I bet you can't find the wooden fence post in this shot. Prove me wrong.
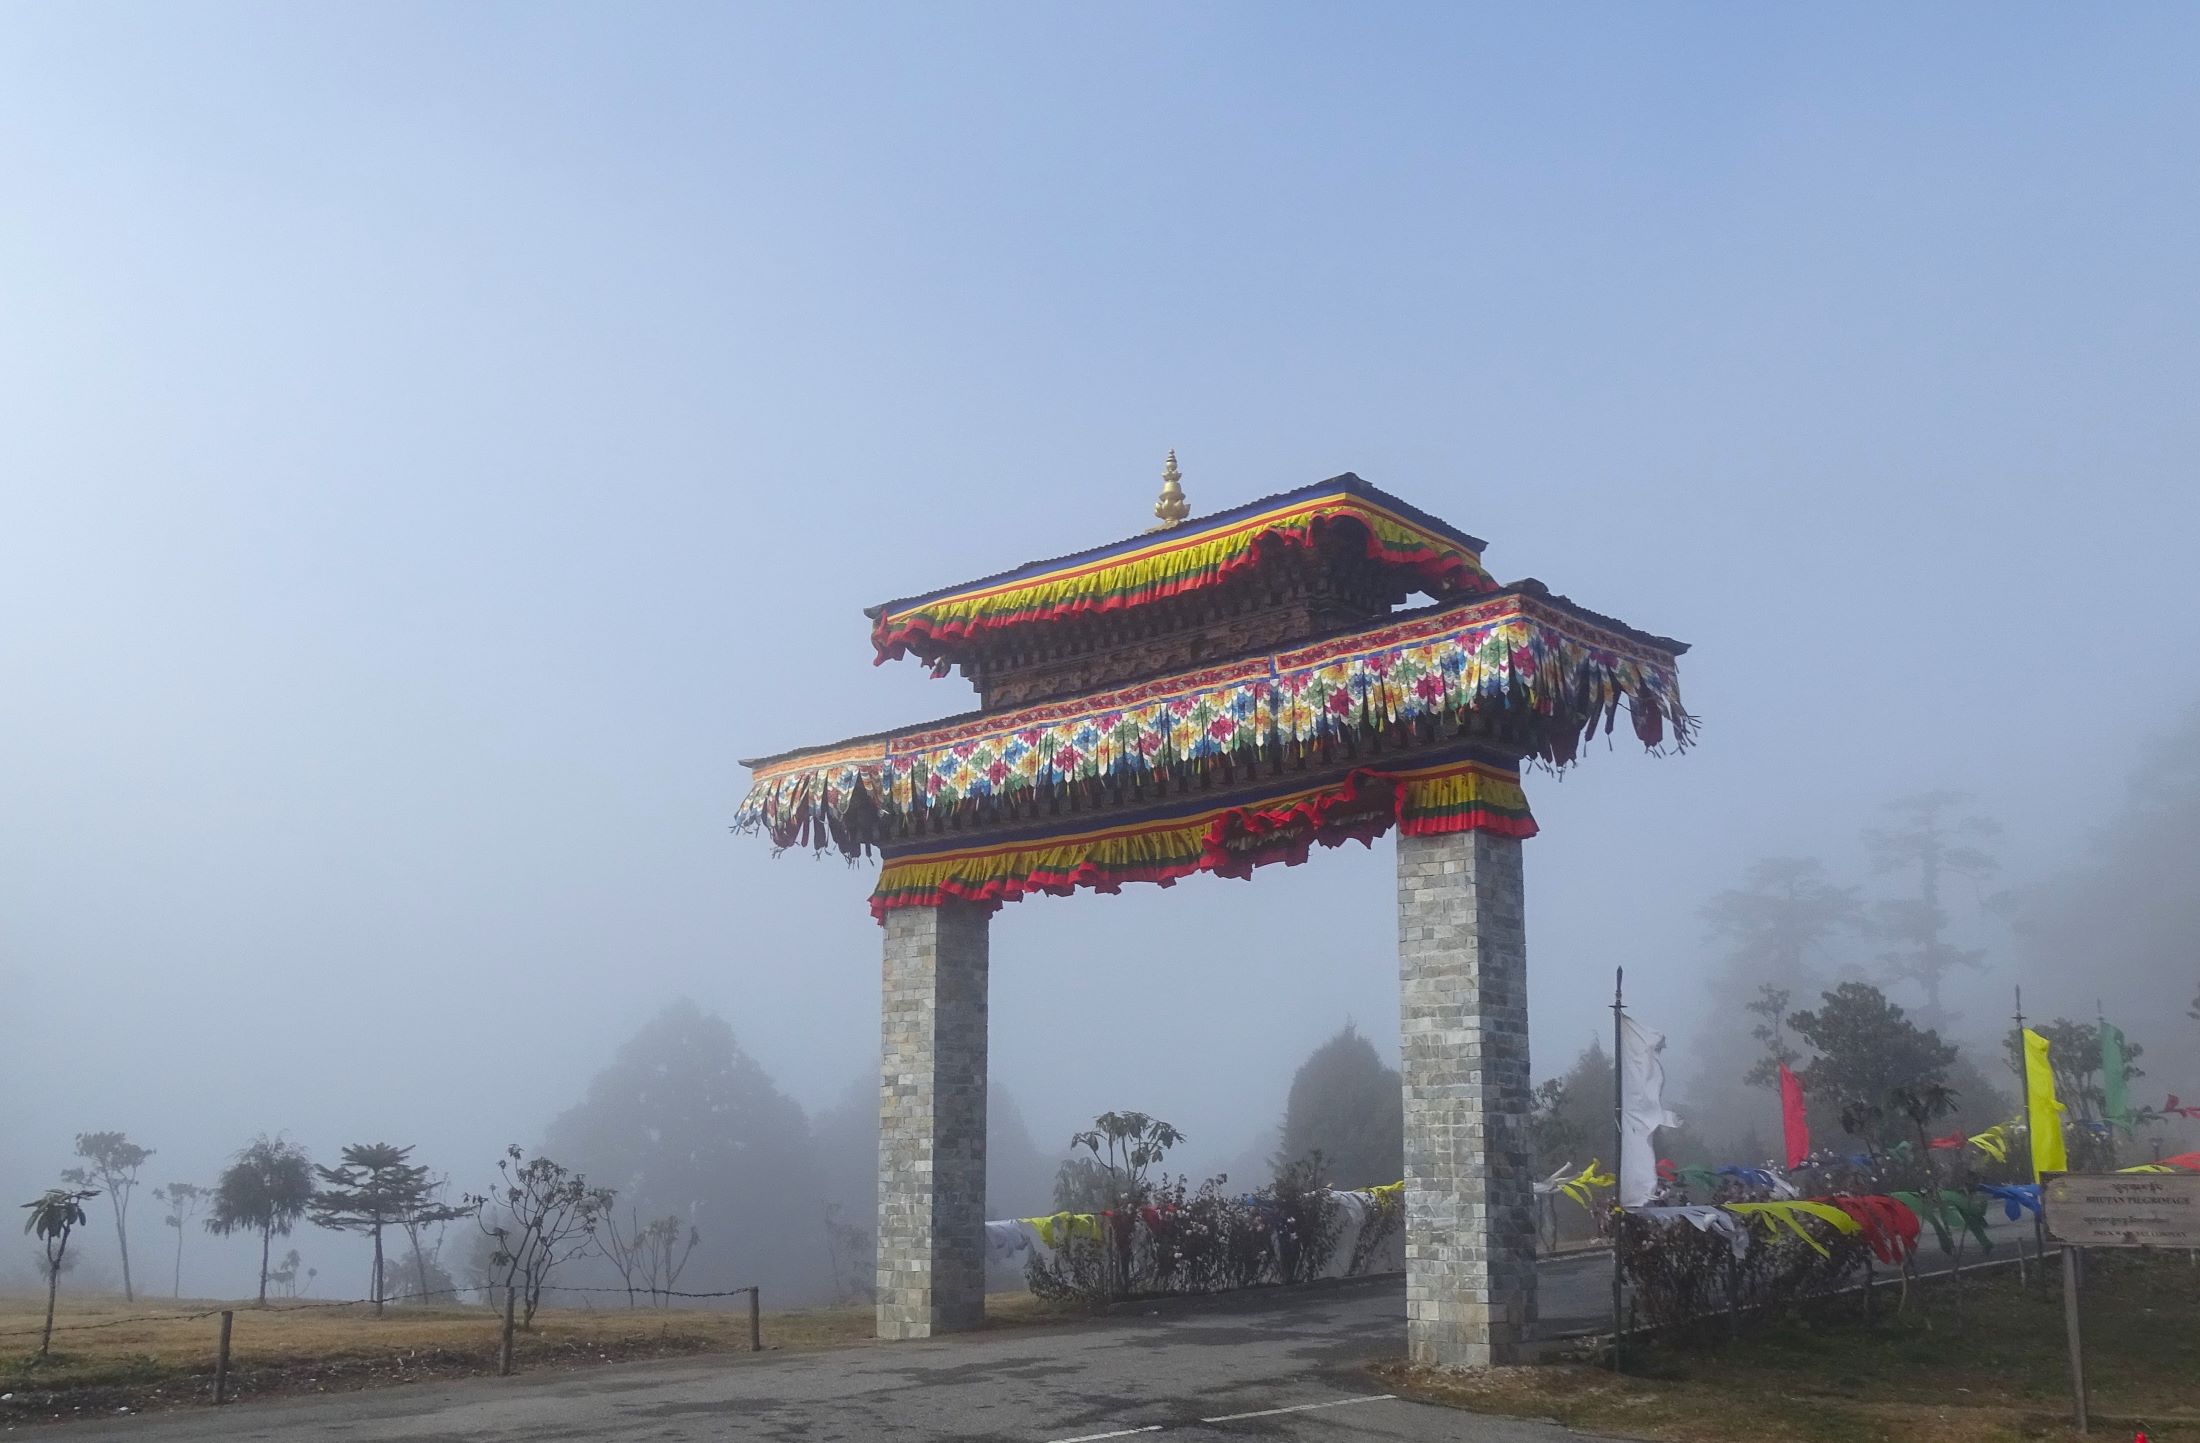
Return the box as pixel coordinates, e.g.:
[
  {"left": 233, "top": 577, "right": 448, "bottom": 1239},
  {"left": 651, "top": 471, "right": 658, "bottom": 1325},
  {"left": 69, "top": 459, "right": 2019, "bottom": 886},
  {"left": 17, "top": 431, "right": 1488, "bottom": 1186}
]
[
  {"left": 748, "top": 1287, "right": 761, "bottom": 1352},
  {"left": 498, "top": 1288, "right": 517, "bottom": 1377},
  {"left": 213, "top": 1311, "right": 234, "bottom": 1404}
]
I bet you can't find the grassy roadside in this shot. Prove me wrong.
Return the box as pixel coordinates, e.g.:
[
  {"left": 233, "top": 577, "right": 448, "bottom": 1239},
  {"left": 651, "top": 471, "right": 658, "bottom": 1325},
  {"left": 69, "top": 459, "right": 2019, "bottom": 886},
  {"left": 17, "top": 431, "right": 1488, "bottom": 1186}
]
[
  {"left": 0, "top": 1291, "right": 1064, "bottom": 1425},
  {"left": 1377, "top": 1251, "right": 2200, "bottom": 1443}
]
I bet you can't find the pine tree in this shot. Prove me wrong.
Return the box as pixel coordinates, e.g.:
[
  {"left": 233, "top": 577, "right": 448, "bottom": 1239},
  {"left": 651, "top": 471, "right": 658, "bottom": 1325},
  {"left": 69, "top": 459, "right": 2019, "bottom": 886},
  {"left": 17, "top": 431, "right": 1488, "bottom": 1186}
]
[
  {"left": 1865, "top": 792, "right": 1999, "bottom": 1026},
  {"left": 310, "top": 1144, "right": 467, "bottom": 1315},
  {"left": 543, "top": 1000, "right": 819, "bottom": 1300},
  {"left": 1273, "top": 1023, "right": 1403, "bottom": 1190}
]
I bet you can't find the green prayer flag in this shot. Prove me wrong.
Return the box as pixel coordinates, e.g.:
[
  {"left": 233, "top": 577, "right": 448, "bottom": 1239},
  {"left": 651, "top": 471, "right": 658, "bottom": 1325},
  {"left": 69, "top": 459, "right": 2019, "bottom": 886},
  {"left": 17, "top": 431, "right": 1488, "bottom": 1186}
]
[
  {"left": 1892, "top": 1190, "right": 1955, "bottom": 1256},
  {"left": 2101, "top": 1021, "right": 2131, "bottom": 1131}
]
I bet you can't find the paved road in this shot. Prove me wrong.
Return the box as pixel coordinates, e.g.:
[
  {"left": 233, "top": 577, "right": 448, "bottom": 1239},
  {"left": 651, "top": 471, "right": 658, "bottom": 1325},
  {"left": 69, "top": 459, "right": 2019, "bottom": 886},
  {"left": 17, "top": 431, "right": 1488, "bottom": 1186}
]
[
  {"left": 47, "top": 1277, "right": 1585, "bottom": 1443},
  {"left": 47, "top": 1230, "right": 2031, "bottom": 1443}
]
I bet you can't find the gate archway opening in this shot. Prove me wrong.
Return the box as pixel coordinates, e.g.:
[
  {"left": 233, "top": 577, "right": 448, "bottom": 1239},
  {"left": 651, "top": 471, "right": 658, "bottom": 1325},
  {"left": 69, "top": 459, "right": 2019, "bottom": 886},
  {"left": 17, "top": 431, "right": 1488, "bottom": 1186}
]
[{"left": 734, "top": 465, "right": 1690, "bottom": 1367}]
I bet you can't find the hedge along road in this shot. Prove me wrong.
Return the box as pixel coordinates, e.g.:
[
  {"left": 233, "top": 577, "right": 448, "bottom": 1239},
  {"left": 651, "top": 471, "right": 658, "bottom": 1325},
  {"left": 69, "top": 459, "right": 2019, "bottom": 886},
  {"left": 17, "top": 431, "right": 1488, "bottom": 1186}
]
[{"left": 41, "top": 1229, "right": 2028, "bottom": 1443}]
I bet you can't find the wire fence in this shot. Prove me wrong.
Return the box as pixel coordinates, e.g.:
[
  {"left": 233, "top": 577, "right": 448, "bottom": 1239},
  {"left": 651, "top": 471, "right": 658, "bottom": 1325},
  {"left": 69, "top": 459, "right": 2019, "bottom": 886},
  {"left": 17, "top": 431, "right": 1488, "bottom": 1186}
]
[{"left": 1, "top": 1282, "right": 766, "bottom": 1341}]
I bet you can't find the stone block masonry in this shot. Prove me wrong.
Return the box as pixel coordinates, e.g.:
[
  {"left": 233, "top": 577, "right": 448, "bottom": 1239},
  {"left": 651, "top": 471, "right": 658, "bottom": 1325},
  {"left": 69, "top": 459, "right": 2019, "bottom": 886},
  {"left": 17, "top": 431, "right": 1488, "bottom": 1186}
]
[
  {"left": 1397, "top": 828, "right": 1537, "bottom": 1367},
  {"left": 877, "top": 901, "right": 990, "bottom": 1339}
]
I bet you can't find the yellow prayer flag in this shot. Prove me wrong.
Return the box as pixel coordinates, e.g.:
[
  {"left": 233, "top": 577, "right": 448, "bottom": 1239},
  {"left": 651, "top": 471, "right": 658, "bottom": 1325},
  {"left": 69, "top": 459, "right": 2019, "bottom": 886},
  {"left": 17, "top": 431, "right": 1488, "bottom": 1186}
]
[{"left": 2023, "top": 1028, "right": 2067, "bottom": 1179}]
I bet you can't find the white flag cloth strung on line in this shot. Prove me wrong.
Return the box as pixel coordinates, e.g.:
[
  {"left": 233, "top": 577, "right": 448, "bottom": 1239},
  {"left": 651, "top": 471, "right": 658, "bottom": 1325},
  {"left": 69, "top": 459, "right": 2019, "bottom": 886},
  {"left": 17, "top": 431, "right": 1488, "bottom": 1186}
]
[
  {"left": 1620, "top": 1013, "right": 1683, "bottom": 1207},
  {"left": 1630, "top": 1205, "right": 1751, "bottom": 1258}
]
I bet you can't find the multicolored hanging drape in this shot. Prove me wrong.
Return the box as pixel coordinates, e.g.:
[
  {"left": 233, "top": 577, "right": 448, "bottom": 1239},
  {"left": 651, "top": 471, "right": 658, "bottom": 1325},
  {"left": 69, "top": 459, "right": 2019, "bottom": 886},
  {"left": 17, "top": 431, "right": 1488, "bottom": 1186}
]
[
  {"left": 867, "top": 483, "right": 1496, "bottom": 668},
  {"left": 1723, "top": 1200, "right": 1862, "bottom": 1258},
  {"left": 1965, "top": 1123, "right": 2014, "bottom": 1164},
  {"left": 739, "top": 590, "right": 1691, "bottom": 858},
  {"left": 2023, "top": 1029, "right": 2068, "bottom": 1178},
  {"left": 1535, "top": 1160, "right": 1615, "bottom": 1211},
  {"left": 868, "top": 756, "right": 1531, "bottom": 918},
  {"left": 1779, "top": 1062, "right": 1810, "bottom": 1170}
]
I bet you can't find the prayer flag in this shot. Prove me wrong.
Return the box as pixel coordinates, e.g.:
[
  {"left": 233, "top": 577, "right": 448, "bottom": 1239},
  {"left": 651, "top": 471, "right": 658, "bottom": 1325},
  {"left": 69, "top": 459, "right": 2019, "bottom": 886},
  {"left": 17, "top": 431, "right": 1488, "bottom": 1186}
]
[
  {"left": 1778, "top": 1061, "right": 1810, "bottom": 1169},
  {"left": 2023, "top": 1028, "right": 2068, "bottom": 1179},
  {"left": 2100, "top": 1021, "right": 2130, "bottom": 1132},
  {"left": 1620, "top": 1014, "right": 1682, "bottom": 1207}
]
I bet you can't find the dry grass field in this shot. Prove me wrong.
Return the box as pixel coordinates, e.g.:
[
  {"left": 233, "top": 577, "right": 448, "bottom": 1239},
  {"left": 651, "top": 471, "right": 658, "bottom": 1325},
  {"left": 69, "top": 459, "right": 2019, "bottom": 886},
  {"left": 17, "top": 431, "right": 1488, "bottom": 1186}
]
[{"left": 0, "top": 1290, "right": 1064, "bottom": 1424}]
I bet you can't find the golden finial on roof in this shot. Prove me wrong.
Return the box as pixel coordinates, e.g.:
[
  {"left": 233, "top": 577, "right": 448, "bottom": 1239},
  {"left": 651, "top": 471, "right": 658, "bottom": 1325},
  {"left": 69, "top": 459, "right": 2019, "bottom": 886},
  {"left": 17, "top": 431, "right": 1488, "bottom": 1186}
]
[{"left": 1152, "top": 449, "right": 1189, "bottom": 528}]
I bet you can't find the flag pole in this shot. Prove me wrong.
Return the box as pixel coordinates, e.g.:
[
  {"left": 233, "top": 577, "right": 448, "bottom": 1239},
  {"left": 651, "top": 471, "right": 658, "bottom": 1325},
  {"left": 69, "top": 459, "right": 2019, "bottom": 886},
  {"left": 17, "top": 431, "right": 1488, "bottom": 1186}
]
[
  {"left": 1610, "top": 965, "right": 1625, "bottom": 1373},
  {"left": 2016, "top": 985, "right": 2045, "bottom": 1286},
  {"left": 2097, "top": 995, "right": 2109, "bottom": 1166}
]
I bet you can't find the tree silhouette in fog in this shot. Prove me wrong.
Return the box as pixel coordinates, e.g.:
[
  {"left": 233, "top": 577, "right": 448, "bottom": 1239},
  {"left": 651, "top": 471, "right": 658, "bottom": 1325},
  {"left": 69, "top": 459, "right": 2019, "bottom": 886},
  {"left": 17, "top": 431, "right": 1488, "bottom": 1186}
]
[
  {"left": 206, "top": 1135, "right": 314, "bottom": 1305},
  {"left": 544, "top": 1000, "right": 819, "bottom": 1301},
  {"left": 1273, "top": 1023, "right": 1402, "bottom": 1190}
]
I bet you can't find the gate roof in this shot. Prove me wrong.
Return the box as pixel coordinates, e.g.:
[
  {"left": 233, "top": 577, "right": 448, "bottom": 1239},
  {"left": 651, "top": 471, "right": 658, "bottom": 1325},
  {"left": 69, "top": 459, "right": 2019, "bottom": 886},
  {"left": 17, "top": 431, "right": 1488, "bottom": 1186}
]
[
  {"left": 738, "top": 473, "right": 1691, "bottom": 916},
  {"left": 865, "top": 474, "right": 1496, "bottom": 675}
]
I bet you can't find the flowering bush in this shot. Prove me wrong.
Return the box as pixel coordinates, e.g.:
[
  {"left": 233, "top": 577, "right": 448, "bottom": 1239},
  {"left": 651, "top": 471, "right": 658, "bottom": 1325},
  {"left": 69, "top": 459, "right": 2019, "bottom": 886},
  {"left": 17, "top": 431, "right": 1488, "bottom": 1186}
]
[
  {"left": 1026, "top": 1166, "right": 1380, "bottom": 1304},
  {"left": 1616, "top": 1209, "right": 1865, "bottom": 1337}
]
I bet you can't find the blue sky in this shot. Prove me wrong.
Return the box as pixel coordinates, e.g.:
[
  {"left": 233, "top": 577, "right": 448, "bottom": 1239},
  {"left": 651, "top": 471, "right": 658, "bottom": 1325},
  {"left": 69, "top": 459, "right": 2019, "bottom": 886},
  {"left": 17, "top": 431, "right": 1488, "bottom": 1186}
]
[{"left": 4, "top": 4, "right": 2196, "bottom": 1282}]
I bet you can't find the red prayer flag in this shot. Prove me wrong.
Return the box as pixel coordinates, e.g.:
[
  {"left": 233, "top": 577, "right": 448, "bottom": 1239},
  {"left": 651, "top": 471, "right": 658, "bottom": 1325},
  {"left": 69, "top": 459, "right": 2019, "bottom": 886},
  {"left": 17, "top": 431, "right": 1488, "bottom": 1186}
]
[{"left": 1779, "top": 1062, "right": 1811, "bottom": 1169}]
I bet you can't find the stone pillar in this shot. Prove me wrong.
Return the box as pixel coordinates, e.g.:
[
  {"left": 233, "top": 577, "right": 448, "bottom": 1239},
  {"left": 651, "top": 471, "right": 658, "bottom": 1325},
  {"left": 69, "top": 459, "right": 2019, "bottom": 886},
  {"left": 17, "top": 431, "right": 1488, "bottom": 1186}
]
[
  {"left": 877, "top": 901, "right": 990, "bottom": 1339},
  {"left": 1397, "top": 828, "right": 1536, "bottom": 1367}
]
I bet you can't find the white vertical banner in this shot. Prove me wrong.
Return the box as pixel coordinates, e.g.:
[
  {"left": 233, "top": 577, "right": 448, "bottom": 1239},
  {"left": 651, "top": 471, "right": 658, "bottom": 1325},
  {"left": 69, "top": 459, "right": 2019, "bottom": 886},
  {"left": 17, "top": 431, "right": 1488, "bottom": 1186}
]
[{"left": 1619, "top": 1014, "right": 1682, "bottom": 1207}]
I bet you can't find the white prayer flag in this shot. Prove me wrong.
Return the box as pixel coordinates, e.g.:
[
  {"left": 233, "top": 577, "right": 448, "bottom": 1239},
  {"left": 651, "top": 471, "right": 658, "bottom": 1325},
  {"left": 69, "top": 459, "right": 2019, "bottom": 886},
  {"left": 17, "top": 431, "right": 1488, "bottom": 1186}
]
[{"left": 1619, "top": 1014, "right": 1682, "bottom": 1207}]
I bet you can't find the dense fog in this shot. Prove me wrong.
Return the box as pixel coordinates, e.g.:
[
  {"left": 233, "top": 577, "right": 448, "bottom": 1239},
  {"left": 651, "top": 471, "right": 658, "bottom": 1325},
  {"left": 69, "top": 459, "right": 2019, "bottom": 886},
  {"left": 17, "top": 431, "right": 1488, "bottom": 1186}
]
[{"left": 5, "top": 7, "right": 2197, "bottom": 1311}]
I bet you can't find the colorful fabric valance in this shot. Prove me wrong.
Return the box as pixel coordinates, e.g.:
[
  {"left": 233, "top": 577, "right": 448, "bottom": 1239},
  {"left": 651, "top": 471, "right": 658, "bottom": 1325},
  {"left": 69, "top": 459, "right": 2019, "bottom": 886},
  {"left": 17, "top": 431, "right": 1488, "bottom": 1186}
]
[
  {"left": 868, "top": 482, "right": 1495, "bottom": 668},
  {"left": 738, "top": 590, "right": 1690, "bottom": 858},
  {"left": 867, "top": 757, "right": 1531, "bottom": 918}
]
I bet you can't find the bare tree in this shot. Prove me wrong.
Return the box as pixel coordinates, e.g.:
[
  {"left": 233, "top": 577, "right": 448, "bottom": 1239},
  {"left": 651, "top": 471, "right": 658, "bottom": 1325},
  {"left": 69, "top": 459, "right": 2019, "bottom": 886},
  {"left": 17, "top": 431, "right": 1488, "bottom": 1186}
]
[
  {"left": 21, "top": 1188, "right": 99, "bottom": 1360},
  {"left": 599, "top": 1209, "right": 701, "bottom": 1308},
  {"left": 152, "top": 1181, "right": 206, "bottom": 1299},
  {"left": 61, "top": 1132, "right": 152, "bottom": 1302},
  {"left": 392, "top": 1168, "right": 470, "bottom": 1304},
  {"left": 597, "top": 1208, "right": 648, "bottom": 1307},
  {"left": 467, "top": 1147, "right": 611, "bottom": 1327},
  {"left": 638, "top": 1215, "right": 700, "bottom": 1306}
]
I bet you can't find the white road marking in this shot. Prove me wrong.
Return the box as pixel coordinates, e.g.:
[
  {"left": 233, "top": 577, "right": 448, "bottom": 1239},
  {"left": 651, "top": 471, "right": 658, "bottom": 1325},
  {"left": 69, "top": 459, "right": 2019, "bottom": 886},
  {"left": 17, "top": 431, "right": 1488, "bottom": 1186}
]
[
  {"left": 1046, "top": 1428, "right": 1165, "bottom": 1442},
  {"left": 1198, "top": 1394, "right": 1397, "bottom": 1423}
]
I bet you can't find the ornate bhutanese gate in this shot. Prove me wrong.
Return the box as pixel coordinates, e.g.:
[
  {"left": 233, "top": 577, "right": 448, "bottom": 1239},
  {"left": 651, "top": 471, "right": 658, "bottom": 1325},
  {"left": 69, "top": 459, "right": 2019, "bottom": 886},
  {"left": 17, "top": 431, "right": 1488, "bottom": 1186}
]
[{"left": 735, "top": 462, "right": 1690, "bottom": 1367}]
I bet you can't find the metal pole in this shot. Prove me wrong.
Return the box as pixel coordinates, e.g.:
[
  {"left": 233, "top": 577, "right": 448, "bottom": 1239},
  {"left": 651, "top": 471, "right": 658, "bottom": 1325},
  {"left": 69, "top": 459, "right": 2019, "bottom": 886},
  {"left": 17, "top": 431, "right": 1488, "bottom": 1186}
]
[
  {"left": 2016, "top": 987, "right": 2048, "bottom": 1288},
  {"left": 1610, "top": 966, "right": 1625, "bottom": 1373},
  {"left": 2060, "top": 1245, "right": 2088, "bottom": 1433},
  {"left": 2096, "top": 996, "right": 2120, "bottom": 1171},
  {"left": 213, "top": 1310, "right": 233, "bottom": 1404},
  {"left": 748, "top": 1286, "right": 762, "bottom": 1352},
  {"left": 498, "top": 1286, "right": 517, "bottom": 1377}
]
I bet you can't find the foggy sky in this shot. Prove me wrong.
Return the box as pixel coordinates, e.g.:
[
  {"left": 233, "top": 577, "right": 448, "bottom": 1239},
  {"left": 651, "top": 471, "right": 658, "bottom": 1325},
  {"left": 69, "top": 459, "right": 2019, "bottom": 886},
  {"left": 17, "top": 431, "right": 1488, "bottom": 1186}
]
[{"left": 5, "top": 5, "right": 2198, "bottom": 1295}]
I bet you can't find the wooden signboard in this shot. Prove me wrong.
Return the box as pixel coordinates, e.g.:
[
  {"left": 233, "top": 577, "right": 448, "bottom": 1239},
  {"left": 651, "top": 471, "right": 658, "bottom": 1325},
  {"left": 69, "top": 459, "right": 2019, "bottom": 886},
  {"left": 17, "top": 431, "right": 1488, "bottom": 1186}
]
[
  {"left": 2039, "top": 1170, "right": 2200, "bottom": 1434},
  {"left": 2042, "top": 1172, "right": 2200, "bottom": 1249}
]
